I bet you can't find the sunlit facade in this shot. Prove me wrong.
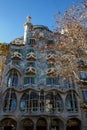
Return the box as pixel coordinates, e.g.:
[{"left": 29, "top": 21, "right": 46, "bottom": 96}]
[{"left": 0, "top": 17, "right": 87, "bottom": 130}]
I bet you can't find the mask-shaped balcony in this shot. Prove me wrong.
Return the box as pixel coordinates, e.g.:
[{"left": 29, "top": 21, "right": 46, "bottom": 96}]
[
  {"left": 81, "top": 103, "right": 87, "bottom": 108},
  {"left": 26, "top": 52, "right": 36, "bottom": 61},
  {"left": 25, "top": 66, "right": 36, "bottom": 75},
  {"left": 11, "top": 52, "right": 22, "bottom": 60},
  {"left": 47, "top": 67, "right": 57, "bottom": 77},
  {"left": 47, "top": 40, "right": 55, "bottom": 49},
  {"left": 84, "top": 63, "right": 87, "bottom": 68},
  {"left": 83, "top": 61, "right": 87, "bottom": 68},
  {"left": 77, "top": 59, "right": 87, "bottom": 68},
  {"left": 46, "top": 53, "right": 55, "bottom": 63}
]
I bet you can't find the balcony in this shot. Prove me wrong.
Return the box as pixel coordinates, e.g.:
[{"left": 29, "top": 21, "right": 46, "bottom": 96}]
[
  {"left": 25, "top": 66, "right": 36, "bottom": 75},
  {"left": 79, "top": 71, "right": 87, "bottom": 84},
  {"left": 11, "top": 52, "right": 22, "bottom": 60},
  {"left": 81, "top": 103, "right": 87, "bottom": 109},
  {"left": 46, "top": 53, "right": 55, "bottom": 63},
  {"left": 26, "top": 52, "right": 36, "bottom": 61},
  {"left": 47, "top": 40, "right": 55, "bottom": 50},
  {"left": 77, "top": 59, "right": 87, "bottom": 69},
  {"left": 79, "top": 79, "right": 87, "bottom": 84},
  {"left": 84, "top": 63, "right": 87, "bottom": 68},
  {"left": 47, "top": 67, "right": 57, "bottom": 77}
]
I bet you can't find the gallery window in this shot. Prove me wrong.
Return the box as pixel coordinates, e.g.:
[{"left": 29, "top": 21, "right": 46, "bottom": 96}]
[
  {"left": 30, "top": 92, "right": 39, "bottom": 112},
  {"left": 3, "top": 89, "right": 17, "bottom": 112},
  {"left": 55, "top": 93, "right": 63, "bottom": 112},
  {"left": 45, "top": 92, "right": 63, "bottom": 113},
  {"left": 45, "top": 93, "right": 54, "bottom": 113},
  {"left": 20, "top": 92, "right": 29, "bottom": 112},
  {"left": 66, "top": 92, "right": 78, "bottom": 112},
  {"left": 20, "top": 91, "right": 39, "bottom": 112}
]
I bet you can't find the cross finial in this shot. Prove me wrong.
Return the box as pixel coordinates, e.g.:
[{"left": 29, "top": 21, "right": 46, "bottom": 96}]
[{"left": 27, "top": 16, "right": 31, "bottom": 23}]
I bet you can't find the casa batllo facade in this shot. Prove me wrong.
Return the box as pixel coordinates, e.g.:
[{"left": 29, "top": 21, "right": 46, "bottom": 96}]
[{"left": 0, "top": 16, "right": 87, "bottom": 130}]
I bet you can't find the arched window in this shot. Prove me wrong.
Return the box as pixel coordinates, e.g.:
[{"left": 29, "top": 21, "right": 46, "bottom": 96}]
[
  {"left": 20, "top": 92, "right": 29, "bottom": 112},
  {"left": 20, "top": 91, "right": 39, "bottom": 113},
  {"left": 66, "top": 118, "right": 81, "bottom": 130},
  {"left": 3, "top": 89, "right": 17, "bottom": 112},
  {"left": 55, "top": 93, "right": 63, "bottom": 112},
  {"left": 1, "top": 118, "right": 17, "bottom": 130},
  {"left": 30, "top": 92, "right": 39, "bottom": 112},
  {"left": 36, "top": 118, "right": 47, "bottom": 130},
  {"left": 7, "top": 70, "right": 18, "bottom": 87},
  {"left": 51, "top": 119, "right": 64, "bottom": 130},
  {"left": 66, "top": 92, "right": 78, "bottom": 112},
  {"left": 23, "top": 119, "right": 34, "bottom": 130}
]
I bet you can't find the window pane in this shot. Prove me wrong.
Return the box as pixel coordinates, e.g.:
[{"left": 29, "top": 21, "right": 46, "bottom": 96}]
[
  {"left": 46, "top": 77, "right": 60, "bottom": 85},
  {"left": 20, "top": 100, "right": 26, "bottom": 111},
  {"left": 83, "top": 91, "right": 87, "bottom": 103},
  {"left": 80, "top": 72, "right": 87, "bottom": 80},
  {"left": 20, "top": 93, "right": 29, "bottom": 112},
  {"left": 66, "top": 93, "right": 78, "bottom": 112},
  {"left": 7, "top": 70, "right": 18, "bottom": 87},
  {"left": 24, "top": 77, "right": 35, "bottom": 84}
]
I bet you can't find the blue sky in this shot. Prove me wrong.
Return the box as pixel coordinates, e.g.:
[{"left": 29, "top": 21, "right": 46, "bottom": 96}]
[{"left": 0, "top": 0, "right": 74, "bottom": 43}]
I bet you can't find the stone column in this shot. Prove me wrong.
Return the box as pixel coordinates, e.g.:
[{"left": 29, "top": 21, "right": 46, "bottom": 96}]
[
  {"left": 16, "top": 121, "right": 20, "bottom": 130},
  {"left": 47, "top": 123, "right": 50, "bottom": 130},
  {"left": 34, "top": 123, "right": 36, "bottom": 130},
  {"left": 16, "top": 94, "right": 21, "bottom": 112},
  {"left": 47, "top": 118, "right": 50, "bottom": 130},
  {"left": 0, "top": 127, "right": 4, "bottom": 130},
  {"left": 34, "top": 119, "right": 37, "bottom": 130},
  {"left": 64, "top": 122, "right": 66, "bottom": 130}
]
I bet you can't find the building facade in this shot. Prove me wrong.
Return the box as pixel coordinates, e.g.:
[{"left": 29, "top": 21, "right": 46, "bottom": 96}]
[{"left": 0, "top": 17, "right": 87, "bottom": 130}]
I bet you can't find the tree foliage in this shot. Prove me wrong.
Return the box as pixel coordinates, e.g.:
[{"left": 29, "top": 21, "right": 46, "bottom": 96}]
[
  {"left": 0, "top": 43, "right": 10, "bottom": 86},
  {"left": 54, "top": 0, "right": 87, "bottom": 80}
]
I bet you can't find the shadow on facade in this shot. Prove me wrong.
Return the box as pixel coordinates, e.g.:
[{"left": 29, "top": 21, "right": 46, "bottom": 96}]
[
  {"left": 22, "top": 118, "right": 34, "bottom": 130},
  {"left": 0, "top": 117, "right": 81, "bottom": 130},
  {"left": 21, "top": 117, "right": 64, "bottom": 130},
  {"left": 66, "top": 118, "right": 81, "bottom": 130},
  {"left": 0, "top": 118, "right": 17, "bottom": 130}
]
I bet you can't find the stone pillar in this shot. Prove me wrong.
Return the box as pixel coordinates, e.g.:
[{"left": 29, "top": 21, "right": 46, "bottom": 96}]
[
  {"left": 34, "top": 119, "right": 37, "bottom": 130},
  {"left": 47, "top": 122, "right": 50, "bottom": 130},
  {"left": 0, "top": 127, "right": 4, "bottom": 130},
  {"left": 16, "top": 121, "right": 20, "bottom": 130},
  {"left": 16, "top": 94, "right": 21, "bottom": 112},
  {"left": 47, "top": 118, "right": 50, "bottom": 130},
  {"left": 64, "top": 122, "right": 66, "bottom": 130},
  {"left": 34, "top": 123, "right": 36, "bottom": 130}
]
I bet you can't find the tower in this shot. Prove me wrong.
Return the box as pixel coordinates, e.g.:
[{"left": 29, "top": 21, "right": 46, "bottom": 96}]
[{"left": 24, "top": 16, "right": 33, "bottom": 44}]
